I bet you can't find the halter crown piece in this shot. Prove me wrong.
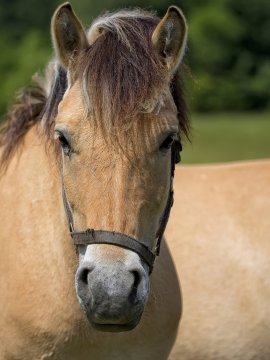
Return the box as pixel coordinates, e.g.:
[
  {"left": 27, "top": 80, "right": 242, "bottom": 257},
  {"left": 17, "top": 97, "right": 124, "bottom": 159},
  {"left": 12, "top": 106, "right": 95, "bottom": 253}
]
[{"left": 61, "top": 140, "right": 182, "bottom": 273}]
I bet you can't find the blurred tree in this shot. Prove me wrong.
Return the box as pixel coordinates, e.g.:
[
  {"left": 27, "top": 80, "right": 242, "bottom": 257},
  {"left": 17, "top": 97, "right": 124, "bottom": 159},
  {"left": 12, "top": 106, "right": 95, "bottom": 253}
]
[
  {"left": 189, "top": 0, "right": 270, "bottom": 111},
  {"left": 0, "top": 0, "right": 270, "bottom": 115},
  {"left": 0, "top": 0, "right": 58, "bottom": 40},
  {"left": 0, "top": 31, "right": 51, "bottom": 114}
]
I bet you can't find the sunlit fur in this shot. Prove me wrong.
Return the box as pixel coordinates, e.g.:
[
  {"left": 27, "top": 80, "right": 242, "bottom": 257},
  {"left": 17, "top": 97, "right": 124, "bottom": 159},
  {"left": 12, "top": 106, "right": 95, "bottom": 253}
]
[{"left": 169, "top": 160, "right": 270, "bottom": 360}]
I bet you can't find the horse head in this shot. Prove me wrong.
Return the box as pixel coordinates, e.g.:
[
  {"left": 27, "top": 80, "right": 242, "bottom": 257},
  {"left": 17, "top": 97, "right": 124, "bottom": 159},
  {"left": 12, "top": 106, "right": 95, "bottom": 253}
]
[{"left": 48, "top": 2, "right": 188, "bottom": 332}]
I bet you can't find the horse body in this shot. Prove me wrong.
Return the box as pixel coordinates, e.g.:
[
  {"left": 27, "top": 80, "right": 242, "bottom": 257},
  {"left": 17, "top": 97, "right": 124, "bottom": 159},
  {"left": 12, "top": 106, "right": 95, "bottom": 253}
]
[{"left": 168, "top": 160, "right": 270, "bottom": 360}]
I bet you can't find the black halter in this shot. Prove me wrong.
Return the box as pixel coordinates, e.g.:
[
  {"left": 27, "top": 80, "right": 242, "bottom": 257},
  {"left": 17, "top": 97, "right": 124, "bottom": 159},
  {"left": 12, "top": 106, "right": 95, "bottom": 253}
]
[{"left": 61, "top": 140, "right": 182, "bottom": 273}]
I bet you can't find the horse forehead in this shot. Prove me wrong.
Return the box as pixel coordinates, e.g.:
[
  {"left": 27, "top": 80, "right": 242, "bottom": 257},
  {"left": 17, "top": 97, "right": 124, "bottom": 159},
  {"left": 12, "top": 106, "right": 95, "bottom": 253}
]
[
  {"left": 56, "top": 81, "right": 176, "bottom": 135},
  {"left": 57, "top": 83, "right": 85, "bottom": 122}
]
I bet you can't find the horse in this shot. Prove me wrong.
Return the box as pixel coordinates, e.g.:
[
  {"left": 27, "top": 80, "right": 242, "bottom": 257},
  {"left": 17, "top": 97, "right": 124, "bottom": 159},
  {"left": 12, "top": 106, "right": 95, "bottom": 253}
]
[
  {"left": 0, "top": 3, "right": 189, "bottom": 360},
  {"left": 168, "top": 159, "right": 270, "bottom": 359}
]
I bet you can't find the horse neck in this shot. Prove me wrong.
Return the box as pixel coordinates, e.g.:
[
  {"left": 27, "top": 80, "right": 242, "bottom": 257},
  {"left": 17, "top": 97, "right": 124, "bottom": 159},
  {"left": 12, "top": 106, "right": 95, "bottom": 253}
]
[
  {"left": 0, "top": 124, "right": 66, "bottom": 248},
  {"left": 0, "top": 124, "right": 84, "bottom": 338}
]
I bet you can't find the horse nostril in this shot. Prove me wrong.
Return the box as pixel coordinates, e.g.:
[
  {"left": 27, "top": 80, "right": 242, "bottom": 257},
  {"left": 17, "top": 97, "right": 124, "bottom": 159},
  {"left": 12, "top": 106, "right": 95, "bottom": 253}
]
[
  {"left": 128, "top": 270, "right": 142, "bottom": 304},
  {"left": 132, "top": 270, "right": 141, "bottom": 289},
  {"left": 80, "top": 268, "right": 89, "bottom": 285},
  {"left": 77, "top": 263, "right": 94, "bottom": 286}
]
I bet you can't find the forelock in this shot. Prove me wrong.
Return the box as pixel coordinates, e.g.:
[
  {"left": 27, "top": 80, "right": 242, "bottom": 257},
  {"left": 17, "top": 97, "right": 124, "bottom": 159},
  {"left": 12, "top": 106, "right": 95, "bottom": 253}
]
[{"left": 77, "top": 9, "right": 169, "bottom": 130}]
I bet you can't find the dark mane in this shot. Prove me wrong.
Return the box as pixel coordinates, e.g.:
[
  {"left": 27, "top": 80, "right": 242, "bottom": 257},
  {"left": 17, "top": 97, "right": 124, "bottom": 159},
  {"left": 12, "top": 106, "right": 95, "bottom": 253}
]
[
  {"left": 42, "top": 64, "right": 68, "bottom": 138},
  {"left": 79, "top": 11, "right": 165, "bottom": 130},
  {"left": 0, "top": 82, "right": 46, "bottom": 170},
  {"left": 77, "top": 9, "right": 189, "bottom": 138},
  {"left": 0, "top": 63, "right": 68, "bottom": 170},
  {"left": 0, "top": 9, "right": 190, "bottom": 170}
]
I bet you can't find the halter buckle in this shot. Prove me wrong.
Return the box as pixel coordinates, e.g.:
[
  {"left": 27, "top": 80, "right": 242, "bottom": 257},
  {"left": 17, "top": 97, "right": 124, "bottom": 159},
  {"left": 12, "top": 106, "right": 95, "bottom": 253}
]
[{"left": 69, "top": 222, "right": 74, "bottom": 233}]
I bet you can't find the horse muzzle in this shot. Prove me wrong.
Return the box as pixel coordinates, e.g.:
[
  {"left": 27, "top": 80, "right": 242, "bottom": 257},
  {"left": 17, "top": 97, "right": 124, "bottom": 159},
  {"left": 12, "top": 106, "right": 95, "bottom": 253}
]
[{"left": 75, "top": 247, "right": 150, "bottom": 332}]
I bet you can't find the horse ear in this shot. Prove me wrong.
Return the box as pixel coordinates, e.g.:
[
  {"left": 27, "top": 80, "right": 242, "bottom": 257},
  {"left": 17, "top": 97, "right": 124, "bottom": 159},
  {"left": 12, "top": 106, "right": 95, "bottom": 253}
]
[
  {"left": 152, "top": 6, "right": 187, "bottom": 73},
  {"left": 51, "top": 2, "right": 88, "bottom": 70}
]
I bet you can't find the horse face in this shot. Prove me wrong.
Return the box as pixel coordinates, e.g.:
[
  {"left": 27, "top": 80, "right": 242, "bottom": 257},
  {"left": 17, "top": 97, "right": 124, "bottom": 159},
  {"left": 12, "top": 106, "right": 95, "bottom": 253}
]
[
  {"left": 54, "top": 83, "right": 179, "bottom": 331},
  {"left": 52, "top": 3, "right": 187, "bottom": 331}
]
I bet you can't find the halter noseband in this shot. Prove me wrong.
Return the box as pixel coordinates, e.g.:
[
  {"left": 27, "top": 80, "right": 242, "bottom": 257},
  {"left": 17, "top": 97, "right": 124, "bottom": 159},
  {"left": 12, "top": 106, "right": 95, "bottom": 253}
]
[{"left": 61, "top": 140, "right": 182, "bottom": 273}]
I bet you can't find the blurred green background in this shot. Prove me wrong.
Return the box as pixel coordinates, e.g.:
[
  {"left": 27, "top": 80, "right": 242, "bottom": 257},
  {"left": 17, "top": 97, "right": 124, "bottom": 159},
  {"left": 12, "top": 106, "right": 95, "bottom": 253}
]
[{"left": 0, "top": 0, "right": 269, "bottom": 163}]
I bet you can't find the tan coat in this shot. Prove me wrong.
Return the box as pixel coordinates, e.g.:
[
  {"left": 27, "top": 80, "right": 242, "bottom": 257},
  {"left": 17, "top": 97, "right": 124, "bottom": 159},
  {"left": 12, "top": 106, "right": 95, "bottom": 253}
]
[{"left": 169, "top": 160, "right": 270, "bottom": 359}]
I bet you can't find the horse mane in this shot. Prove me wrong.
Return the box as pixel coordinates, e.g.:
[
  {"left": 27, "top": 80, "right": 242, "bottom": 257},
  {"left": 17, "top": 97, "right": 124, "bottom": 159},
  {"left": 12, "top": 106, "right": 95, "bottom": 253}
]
[
  {"left": 0, "top": 79, "right": 46, "bottom": 170},
  {"left": 0, "top": 61, "right": 67, "bottom": 171},
  {"left": 77, "top": 9, "right": 190, "bottom": 136},
  {"left": 0, "top": 8, "right": 190, "bottom": 171}
]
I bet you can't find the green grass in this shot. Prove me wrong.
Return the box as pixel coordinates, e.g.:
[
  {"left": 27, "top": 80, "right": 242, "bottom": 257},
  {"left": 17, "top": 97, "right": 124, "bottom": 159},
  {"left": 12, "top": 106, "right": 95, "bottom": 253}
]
[{"left": 182, "top": 112, "right": 270, "bottom": 164}]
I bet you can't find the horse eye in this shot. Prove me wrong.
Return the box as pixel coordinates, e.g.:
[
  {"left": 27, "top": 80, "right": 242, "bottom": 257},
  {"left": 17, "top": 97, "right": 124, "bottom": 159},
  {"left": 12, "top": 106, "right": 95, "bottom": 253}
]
[
  {"left": 159, "top": 135, "right": 174, "bottom": 151},
  {"left": 56, "top": 132, "right": 71, "bottom": 156}
]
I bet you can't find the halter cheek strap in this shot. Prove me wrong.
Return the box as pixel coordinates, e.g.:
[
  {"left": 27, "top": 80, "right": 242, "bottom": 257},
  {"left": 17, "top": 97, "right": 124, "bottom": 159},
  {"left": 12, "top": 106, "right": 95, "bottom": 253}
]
[{"left": 61, "top": 140, "right": 181, "bottom": 272}]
